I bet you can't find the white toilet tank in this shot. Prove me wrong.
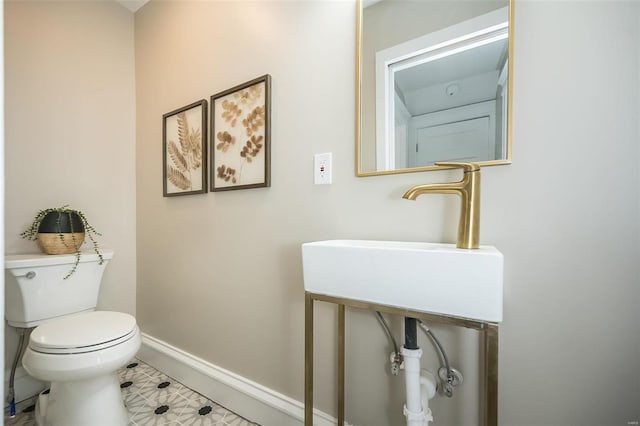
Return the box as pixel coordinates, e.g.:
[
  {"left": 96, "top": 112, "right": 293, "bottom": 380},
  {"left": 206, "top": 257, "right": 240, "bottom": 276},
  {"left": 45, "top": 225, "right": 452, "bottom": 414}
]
[{"left": 4, "top": 250, "right": 114, "bottom": 328}]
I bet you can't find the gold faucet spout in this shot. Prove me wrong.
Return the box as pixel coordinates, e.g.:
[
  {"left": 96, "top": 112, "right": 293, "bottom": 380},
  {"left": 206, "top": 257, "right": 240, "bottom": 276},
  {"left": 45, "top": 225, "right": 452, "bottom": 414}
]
[
  {"left": 403, "top": 162, "right": 481, "bottom": 249},
  {"left": 402, "top": 181, "right": 466, "bottom": 200}
]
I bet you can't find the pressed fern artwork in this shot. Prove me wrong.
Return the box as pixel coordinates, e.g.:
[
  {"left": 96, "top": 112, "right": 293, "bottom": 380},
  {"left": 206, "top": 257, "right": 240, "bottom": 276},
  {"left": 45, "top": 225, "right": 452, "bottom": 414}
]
[
  {"left": 167, "top": 112, "right": 202, "bottom": 189},
  {"left": 163, "top": 100, "right": 208, "bottom": 196},
  {"left": 210, "top": 75, "right": 271, "bottom": 192}
]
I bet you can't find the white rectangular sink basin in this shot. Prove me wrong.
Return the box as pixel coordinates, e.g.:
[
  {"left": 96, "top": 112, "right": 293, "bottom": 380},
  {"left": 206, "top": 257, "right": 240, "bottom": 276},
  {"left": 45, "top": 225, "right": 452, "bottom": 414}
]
[{"left": 302, "top": 240, "right": 503, "bottom": 322}]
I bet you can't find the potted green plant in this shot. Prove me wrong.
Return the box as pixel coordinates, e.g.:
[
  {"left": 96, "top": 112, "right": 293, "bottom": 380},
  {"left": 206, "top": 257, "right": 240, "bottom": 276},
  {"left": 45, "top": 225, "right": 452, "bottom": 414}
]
[{"left": 20, "top": 205, "right": 103, "bottom": 279}]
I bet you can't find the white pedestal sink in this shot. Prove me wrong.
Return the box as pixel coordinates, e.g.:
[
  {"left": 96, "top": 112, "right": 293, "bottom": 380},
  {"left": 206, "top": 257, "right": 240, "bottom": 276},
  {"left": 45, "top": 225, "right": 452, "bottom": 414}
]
[{"left": 302, "top": 240, "right": 503, "bottom": 322}]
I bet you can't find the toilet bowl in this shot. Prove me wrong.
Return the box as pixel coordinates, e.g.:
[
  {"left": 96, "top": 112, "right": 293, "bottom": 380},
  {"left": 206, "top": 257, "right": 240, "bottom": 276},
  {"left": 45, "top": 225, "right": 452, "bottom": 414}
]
[
  {"left": 4, "top": 250, "right": 141, "bottom": 426},
  {"left": 23, "top": 311, "right": 141, "bottom": 426}
]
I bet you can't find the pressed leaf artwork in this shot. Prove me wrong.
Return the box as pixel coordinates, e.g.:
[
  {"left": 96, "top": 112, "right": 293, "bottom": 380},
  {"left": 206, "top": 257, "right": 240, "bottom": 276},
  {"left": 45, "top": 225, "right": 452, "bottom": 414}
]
[
  {"left": 188, "top": 128, "right": 202, "bottom": 168},
  {"left": 216, "top": 131, "right": 236, "bottom": 153},
  {"left": 221, "top": 99, "right": 242, "bottom": 127},
  {"left": 240, "top": 135, "right": 264, "bottom": 163},
  {"left": 243, "top": 105, "right": 265, "bottom": 137},
  {"left": 217, "top": 165, "right": 237, "bottom": 183},
  {"left": 211, "top": 75, "right": 270, "bottom": 191},
  {"left": 167, "top": 165, "right": 191, "bottom": 190},
  {"left": 168, "top": 141, "right": 188, "bottom": 172},
  {"left": 235, "top": 84, "right": 262, "bottom": 105},
  {"left": 167, "top": 112, "right": 201, "bottom": 190},
  {"left": 163, "top": 100, "right": 207, "bottom": 196}
]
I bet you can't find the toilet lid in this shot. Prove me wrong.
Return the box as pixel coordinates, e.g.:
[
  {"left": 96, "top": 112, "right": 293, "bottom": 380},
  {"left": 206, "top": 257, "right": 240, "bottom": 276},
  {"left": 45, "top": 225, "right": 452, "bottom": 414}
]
[{"left": 30, "top": 311, "right": 138, "bottom": 354}]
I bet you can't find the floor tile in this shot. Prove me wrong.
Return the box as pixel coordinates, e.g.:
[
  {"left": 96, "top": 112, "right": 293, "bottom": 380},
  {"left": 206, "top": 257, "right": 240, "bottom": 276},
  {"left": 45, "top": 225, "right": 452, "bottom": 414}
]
[
  {"left": 130, "top": 392, "right": 192, "bottom": 425},
  {"left": 4, "top": 359, "right": 259, "bottom": 426},
  {"left": 126, "top": 390, "right": 152, "bottom": 414},
  {"left": 137, "top": 371, "right": 187, "bottom": 402},
  {"left": 221, "top": 412, "right": 256, "bottom": 426},
  {"left": 176, "top": 393, "right": 228, "bottom": 426}
]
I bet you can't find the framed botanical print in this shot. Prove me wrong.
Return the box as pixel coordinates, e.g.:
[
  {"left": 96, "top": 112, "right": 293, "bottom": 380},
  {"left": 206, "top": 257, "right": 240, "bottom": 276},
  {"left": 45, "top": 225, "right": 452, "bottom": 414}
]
[
  {"left": 210, "top": 75, "right": 271, "bottom": 191},
  {"left": 163, "top": 100, "right": 208, "bottom": 196}
]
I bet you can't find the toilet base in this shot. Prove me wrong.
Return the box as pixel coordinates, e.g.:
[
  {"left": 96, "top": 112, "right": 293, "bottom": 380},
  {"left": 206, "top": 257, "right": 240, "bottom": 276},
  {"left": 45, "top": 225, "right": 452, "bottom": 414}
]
[{"left": 34, "top": 373, "right": 129, "bottom": 426}]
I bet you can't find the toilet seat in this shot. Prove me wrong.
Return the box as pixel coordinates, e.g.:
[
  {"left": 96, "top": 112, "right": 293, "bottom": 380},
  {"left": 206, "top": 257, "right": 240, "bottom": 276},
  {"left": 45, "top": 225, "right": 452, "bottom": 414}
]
[
  {"left": 29, "top": 311, "right": 137, "bottom": 355},
  {"left": 22, "top": 314, "right": 141, "bottom": 426}
]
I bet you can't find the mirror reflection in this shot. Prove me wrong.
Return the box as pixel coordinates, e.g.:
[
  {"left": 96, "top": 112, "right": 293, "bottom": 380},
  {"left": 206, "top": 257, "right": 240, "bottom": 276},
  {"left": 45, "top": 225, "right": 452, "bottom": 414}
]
[{"left": 357, "top": 0, "right": 513, "bottom": 176}]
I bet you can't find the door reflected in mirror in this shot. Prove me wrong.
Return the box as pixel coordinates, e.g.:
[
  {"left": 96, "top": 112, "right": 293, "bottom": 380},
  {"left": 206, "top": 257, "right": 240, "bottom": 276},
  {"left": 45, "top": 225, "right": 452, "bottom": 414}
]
[{"left": 357, "top": 0, "right": 513, "bottom": 176}]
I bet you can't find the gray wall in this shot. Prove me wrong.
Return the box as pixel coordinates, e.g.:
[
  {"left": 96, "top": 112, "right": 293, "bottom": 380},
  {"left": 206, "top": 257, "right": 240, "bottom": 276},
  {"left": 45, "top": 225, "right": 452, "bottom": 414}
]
[
  {"left": 135, "top": 1, "right": 639, "bottom": 425},
  {"left": 4, "top": 0, "right": 136, "bottom": 371},
  {"left": 3, "top": 0, "right": 638, "bottom": 425},
  {"left": 502, "top": 2, "right": 639, "bottom": 423}
]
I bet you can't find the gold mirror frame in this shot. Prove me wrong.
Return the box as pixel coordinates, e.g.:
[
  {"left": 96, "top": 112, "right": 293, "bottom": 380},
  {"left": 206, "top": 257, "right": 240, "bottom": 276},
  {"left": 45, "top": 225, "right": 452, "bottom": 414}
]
[{"left": 356, "top": 0, "right": 515, "bottom": 177}]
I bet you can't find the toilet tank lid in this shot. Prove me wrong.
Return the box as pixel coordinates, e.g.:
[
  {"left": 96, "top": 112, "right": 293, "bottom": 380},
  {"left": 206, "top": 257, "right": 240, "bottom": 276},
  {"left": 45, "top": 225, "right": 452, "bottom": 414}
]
[{"left": 5, "top": 249, "right": 114, "bottom": 269}]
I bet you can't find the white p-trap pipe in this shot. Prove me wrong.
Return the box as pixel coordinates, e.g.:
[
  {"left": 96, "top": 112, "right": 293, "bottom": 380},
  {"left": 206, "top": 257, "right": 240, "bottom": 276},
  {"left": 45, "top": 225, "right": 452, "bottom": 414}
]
[{"left": 401, "top": 347, "right": 433, "bottom": 426}]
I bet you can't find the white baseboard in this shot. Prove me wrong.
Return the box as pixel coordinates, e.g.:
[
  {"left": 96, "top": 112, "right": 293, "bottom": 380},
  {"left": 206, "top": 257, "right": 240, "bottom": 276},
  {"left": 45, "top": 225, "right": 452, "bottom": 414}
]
[
  {"left": 138, "top": 332, "right": 350, "bottom": 426},
  {"left": 4, "top": 366, "right": 46, "bottom": 406}
]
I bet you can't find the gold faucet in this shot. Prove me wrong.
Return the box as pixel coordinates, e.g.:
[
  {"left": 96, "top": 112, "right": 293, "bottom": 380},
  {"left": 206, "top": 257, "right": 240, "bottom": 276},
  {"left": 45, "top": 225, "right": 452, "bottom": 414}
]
[{"left": 402, "top": 162, "right": 481, "bottom": 249}]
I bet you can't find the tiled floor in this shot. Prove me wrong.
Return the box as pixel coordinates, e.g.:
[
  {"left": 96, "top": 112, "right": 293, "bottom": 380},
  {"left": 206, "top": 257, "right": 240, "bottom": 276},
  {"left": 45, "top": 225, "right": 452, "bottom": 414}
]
[{"left": 4, "top": 359, "right": 259, "bottom": 426}]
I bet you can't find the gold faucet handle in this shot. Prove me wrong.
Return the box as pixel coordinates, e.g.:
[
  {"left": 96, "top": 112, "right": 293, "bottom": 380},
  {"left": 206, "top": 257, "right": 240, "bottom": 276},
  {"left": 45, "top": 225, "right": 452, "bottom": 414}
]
[{"left": 435, "top": 162, "right": 480, "bottom": 172}]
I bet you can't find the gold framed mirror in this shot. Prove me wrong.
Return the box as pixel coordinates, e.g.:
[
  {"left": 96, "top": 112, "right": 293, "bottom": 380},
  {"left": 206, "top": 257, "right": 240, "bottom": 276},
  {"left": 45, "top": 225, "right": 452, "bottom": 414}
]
[{"left": 356, "top": 0, "right": 514, "bottom": 176}]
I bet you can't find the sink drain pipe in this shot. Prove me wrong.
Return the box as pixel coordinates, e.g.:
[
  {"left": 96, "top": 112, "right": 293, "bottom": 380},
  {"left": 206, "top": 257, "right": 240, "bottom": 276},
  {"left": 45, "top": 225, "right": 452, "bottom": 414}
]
[{"left": 403, "top": 317, "right": 436, "bottom": 426}]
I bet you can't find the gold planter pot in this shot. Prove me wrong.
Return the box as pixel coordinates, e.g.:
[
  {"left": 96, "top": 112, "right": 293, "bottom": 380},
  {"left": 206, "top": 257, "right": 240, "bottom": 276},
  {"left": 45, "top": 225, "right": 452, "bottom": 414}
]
[{"left": 36, "top": 233, "right": 85, "bottom": 255}]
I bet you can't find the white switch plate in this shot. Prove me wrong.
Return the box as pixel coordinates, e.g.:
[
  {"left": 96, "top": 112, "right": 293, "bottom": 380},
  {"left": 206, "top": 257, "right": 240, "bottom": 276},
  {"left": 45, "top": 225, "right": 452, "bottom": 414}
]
[{"left": 314, "top": 153, "right": 332, "bottom": 185}]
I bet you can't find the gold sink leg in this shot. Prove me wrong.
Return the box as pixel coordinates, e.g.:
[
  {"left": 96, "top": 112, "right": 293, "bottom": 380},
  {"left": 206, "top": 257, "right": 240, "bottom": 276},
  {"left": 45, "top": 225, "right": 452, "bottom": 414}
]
[
  {"left": 482, "top": 323, "right": 499, "bottom": 426},
  {"left": 338, "top": 304, "right": 345, "bottom": 426},
  {"left": 305, "top": 293, "right": 314, "bottom": 426}
]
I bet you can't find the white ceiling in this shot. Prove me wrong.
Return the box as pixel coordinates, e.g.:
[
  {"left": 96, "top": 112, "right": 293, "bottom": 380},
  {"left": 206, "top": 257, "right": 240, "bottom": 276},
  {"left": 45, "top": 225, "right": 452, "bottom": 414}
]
[
  {"left": 115, "top": 0, "right": 149, "bottom": 13},
  {"left": 394, "top": 38, "right": 508, "bottom": 93}
]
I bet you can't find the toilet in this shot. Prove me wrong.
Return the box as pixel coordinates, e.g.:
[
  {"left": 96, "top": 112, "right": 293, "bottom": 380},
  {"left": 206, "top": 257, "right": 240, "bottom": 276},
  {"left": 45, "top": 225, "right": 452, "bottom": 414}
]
[{"left": 4, "top": 250, "right": 141, "bottom": 426}]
